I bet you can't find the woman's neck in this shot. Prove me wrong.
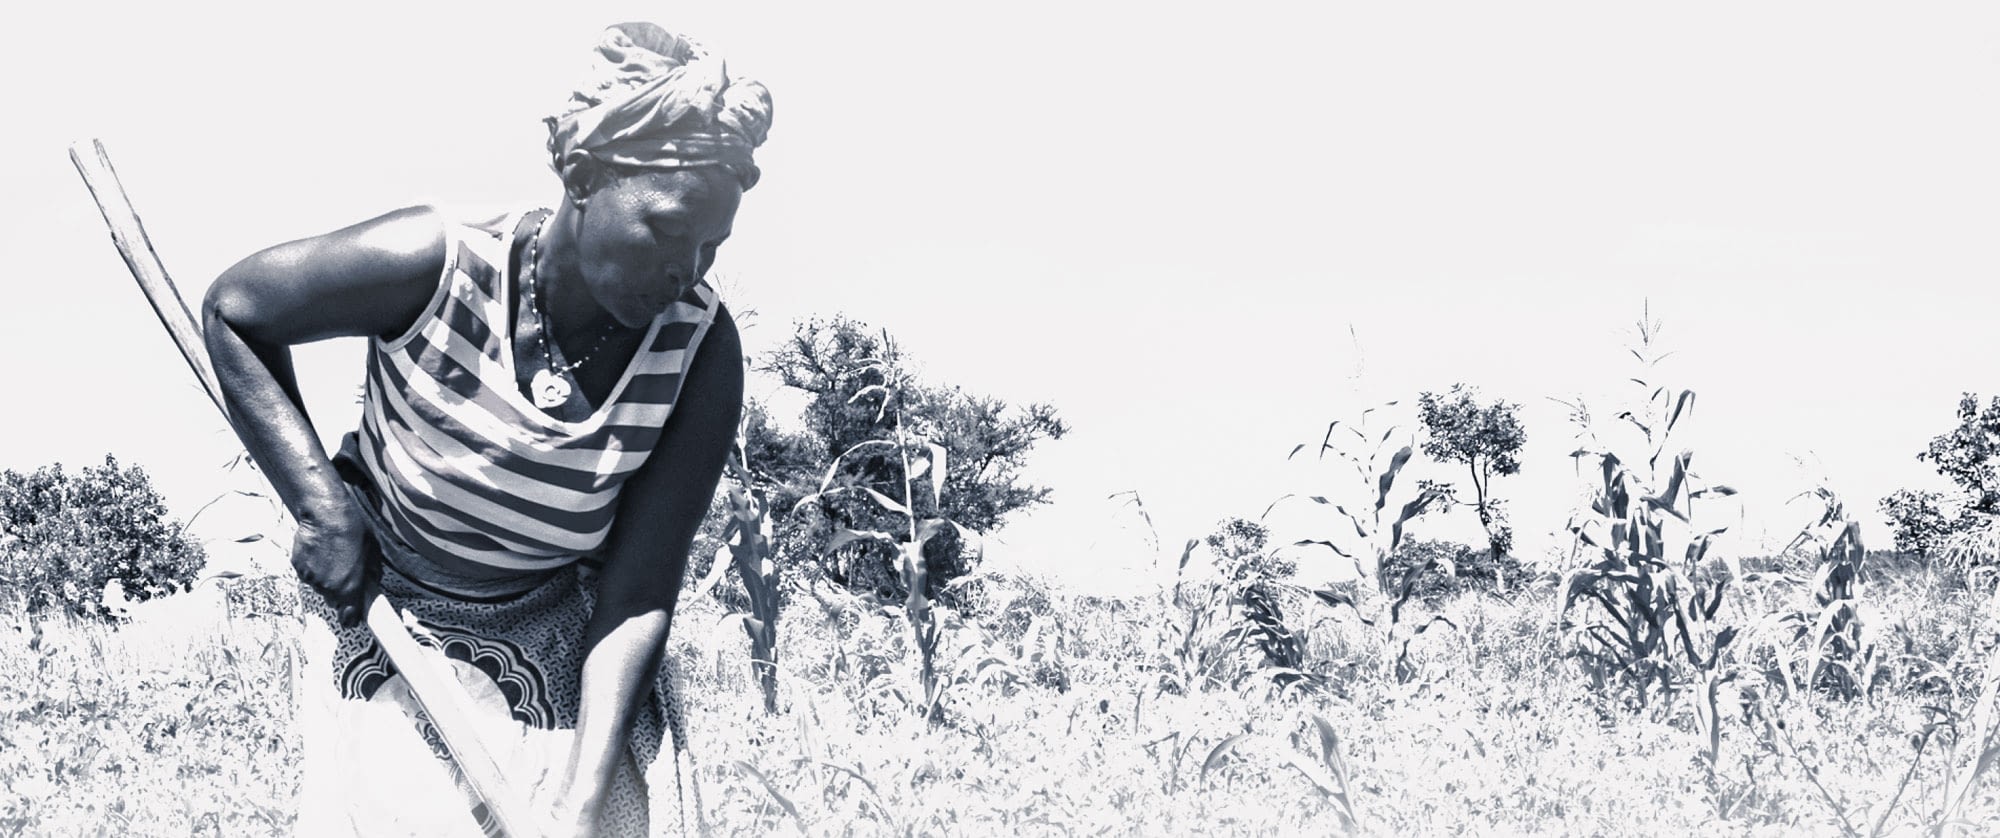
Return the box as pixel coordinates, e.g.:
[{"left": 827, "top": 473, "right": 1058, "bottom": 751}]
[{"left": 532, "top": 205, "right": 617, "bottom": 338}]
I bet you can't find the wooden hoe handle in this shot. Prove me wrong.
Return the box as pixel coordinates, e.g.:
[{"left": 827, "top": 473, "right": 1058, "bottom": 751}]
[{"left": 68, "top": 139, "right": 544, "bottom": 838}]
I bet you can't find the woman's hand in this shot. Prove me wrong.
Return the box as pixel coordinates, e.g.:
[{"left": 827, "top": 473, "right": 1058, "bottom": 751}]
[
  {"left": 290, "top": 502, "right": 375, "bottom": 627},
  {"left": 536, "top": 773, "right": 605, "bottom": 838}
]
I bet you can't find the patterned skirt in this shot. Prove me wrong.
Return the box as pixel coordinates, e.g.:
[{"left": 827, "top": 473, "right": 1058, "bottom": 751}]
[{"left": 294, "top": 469, "right": 698, "bottom": 836}]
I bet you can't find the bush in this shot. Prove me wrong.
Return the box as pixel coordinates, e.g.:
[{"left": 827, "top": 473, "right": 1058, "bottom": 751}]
[
  {"left": 1880, "top": 488, "right": 1955, "bottom": 561},
  {"left": 0, "top": 456, "right": 205, "bottom": 621},
  {"left": 1379, "top": 539, "right": 1528, "bottom": 604},
  {"left": 1205, "top": 517, "right": 1294, "bottom": 587}
]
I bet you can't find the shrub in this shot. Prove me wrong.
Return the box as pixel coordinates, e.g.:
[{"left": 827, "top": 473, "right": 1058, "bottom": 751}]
[
  {"left": 1377, "top": 539, "right": 1529, "bottom": 604},
  {"left": 0, "top": 455, "right": 205, "bottom": 621},
  {"left": 1880, "top": 488, "right": 1955, "bottom": 562}
]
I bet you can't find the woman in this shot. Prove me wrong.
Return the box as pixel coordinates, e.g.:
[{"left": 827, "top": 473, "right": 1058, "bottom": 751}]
[{"left": 202, "top": 22, "right": 769, "bottom": 836}]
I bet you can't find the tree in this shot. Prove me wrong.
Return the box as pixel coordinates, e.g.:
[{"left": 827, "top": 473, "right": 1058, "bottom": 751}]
[
  {"left": 1879, "top": 488, "right": 1953, "bottom": 560},
  {"left": 746, "top": 316, "right": 1068, "bottom": 599},
  {"left": 1920, "top": 394, "right": 2000, "bottom": 515},
  {"left": 1416, "top": 384, "right": 1527, "bottom": 561},
  {"left": 1880, "top": 393, "right": 2000, "bottom": 563},
  {"left": 0, "top": 455, "right": 206, "bottom": 621}
]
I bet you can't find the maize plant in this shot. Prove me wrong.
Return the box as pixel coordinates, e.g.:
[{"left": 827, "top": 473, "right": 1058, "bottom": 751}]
[
  {"left": 1560, "top": 308, "right": 1739, "bottom": 707},
  {"left": 1226, "top": 580, "right": 1314, "bottom": 693},
  {"left": 1934, "top": 630, "right": 2000, "bottom": 834},
  {"left": 1761, "top": 486, "right": 1880, "bottom": 701},
  {"left": 1155, "top": 537, "right": 1246, "bottom": 695},
  {"left": 802, "top": 345, "right": 971, "bottom": 724},
  {"left": 1269, "top": 404, "right": 1454, "bottom": 682},
  {"left": 1201, "top": 711, "right": 1362, "bottom": 833},
  {"left": 719, "top": 449, "right": 782, "bottom": 714}
]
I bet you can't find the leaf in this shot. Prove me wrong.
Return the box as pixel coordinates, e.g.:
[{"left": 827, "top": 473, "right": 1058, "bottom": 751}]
[
  {"left": 814, "top": 440, "right": 899, "bottom": 492},
  {"left": 1389, "top": 490, "right": 1445, "bottom": 554},
  {"left": 1667, "top": 389, "right": 1696, "bottom": 434},
  {"left": 1307, "top": 714, "right": 1343, "bottom": 774},
  {"left": 1312, "top": 589, "right": 1366, "bottom": 623},
  {"left": 692, "top": 543, "right": 735, "bottom": 598},
  {"left": 1642, "top": 495, "right": 1689, "bottom": 525},
  {"left": 233, "top": 534, "right": 265, "bottom": 543},
  {"left": 1176, "top": 538, "right": 1199, "bottom": 576},
  {"left": 1292, "top": 539, "right": 1353, "bottom": 559},
  {"left": 845, "top": 384, "right": 889, "bottom": 405},
  {"left": 1659, "top": 450, "right": 1690, "bottom": 509},
  {"left": 1376, "top": 446, "right": 1414, "bottom": 513},
  {"left": 1280, "top": 752, "right": 1349, "bottom": 803},
  {"left": 856, "top": 486, "right": 912, "bottom": 520},
  {"left": 1410, "top": 615, "right": 1458, "bottom": 636},
  {"left": 926, "top": 442, "right": 948, "bottom": 504},
  {"left": 1333, "top": 506, "right": 1371, "bottom": 540},
  {"left": 1201, "top": 733, "right": 1259, "bottom": 781},
  {"left": 726, "top": 760, "right": 806, "bottom": 830},
  {"left": 828, "top": 529, "right": 897, "bottom": 552}
]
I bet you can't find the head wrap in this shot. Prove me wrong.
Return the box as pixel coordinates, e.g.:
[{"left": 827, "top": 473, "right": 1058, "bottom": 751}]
[{"left": 545, "top": 22, "right": 773, "bottom": 191}]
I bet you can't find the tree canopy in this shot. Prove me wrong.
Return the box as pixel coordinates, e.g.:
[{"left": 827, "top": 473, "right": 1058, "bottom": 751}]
[
  {"left": 733, "top": 316, "right": 1068, "bottom": 599},
  {"left": 1882, "top": 393, "right": 2000, "bottom": 561},
  {"left": 0, "top": 455, "right": 205, "bottom": 620}
]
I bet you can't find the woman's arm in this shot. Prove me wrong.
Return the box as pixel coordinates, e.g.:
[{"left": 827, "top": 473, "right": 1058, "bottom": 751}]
[
  {"left": 201, "top": 206, "right": 446, "bottom": 626},
  {"left": 558, "top": 305, "right": 744, "bottom": 826}
]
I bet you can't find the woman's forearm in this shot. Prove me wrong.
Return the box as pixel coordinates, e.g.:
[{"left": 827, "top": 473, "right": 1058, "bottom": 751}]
[
  {"left": 568, "top": 562, "right": 681, "bottom": 802},
  {"left": 202, "top": 299, "right": 354, "bottom": 528},
  {"left": 205, "top": 280, "right": 376, "bottom": 626}
]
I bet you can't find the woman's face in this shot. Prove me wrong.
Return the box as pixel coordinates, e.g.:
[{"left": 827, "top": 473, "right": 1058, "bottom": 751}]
[{"left": 572, "top": 167, "right": 742, "bottom": 329}]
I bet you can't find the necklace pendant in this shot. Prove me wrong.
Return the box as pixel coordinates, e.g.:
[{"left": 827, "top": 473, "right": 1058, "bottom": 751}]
[{"left": 530, "top": 368, "right": 572, "bottom": 409}]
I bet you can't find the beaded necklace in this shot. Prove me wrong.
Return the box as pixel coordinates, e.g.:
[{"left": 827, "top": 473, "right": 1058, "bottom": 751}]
[{"left": 523, "top": 212, "right": 618, "bottom": 410}]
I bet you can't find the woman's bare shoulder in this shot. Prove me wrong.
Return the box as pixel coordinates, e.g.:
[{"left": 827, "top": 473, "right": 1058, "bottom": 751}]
[{"left": 208, "top": 205, "right": 452, "bottom": 344}]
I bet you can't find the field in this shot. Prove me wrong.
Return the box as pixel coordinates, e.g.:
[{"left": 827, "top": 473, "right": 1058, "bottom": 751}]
[
  {"left": 7, "top": 542, "right": 2000, "bottom": 837},
  {"left": 7, "top": 318, "right": 2000, "bottom": 836}
]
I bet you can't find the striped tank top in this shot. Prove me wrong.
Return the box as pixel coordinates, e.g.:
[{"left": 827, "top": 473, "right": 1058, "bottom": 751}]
[{"left": 351, "top": 207, "right": 719, "bottom": 575}]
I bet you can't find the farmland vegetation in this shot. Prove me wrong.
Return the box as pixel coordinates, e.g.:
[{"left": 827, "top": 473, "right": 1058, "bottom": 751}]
[{"left": 7, "top": 311, "right": 2000, "bottom": 836}]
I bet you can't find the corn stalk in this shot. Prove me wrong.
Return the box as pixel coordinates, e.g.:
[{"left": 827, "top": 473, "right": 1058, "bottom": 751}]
[
  {"left": 719, "top": 447, "right": 782, "bottom": 714},
  {"left": 1770, "top": 487, "right": 1878, "bottom": 701},
  {"left": 1269, "top": 404, "right": 1453, "bottom": 682},
  {"left": 1559, "top": 307, "right": 1738, "bottom": 707},
  {"left": 801, "top": 344, "right": 969, "bottom": 724}
]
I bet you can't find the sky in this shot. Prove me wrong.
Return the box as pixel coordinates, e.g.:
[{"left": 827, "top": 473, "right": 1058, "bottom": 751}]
[{"left": 4, "top": 1, "right": 1999, "bottom": 594}]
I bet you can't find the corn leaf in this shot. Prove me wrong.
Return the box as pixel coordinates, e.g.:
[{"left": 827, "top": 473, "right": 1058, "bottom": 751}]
[
  {"left": 860, "top": 487, "right": 912, "bottom": 517},
  {"left": 1201, "top": 733, "right": 1259, "bottom": 782},
  {"left": 815, "top": 440, "right": 898, "bottom": 492},
  {"left": 829, "top": 528, "right": 898, "bottom": 551},
  {"left": 726, "top": 760, "right": 806, "bottom": 831},
  {"left": 1376, "top": 446, "right": 1413, "bottom": 513},
  {"left": 926, "top": 442, "right": 948, "bottom": 504}
]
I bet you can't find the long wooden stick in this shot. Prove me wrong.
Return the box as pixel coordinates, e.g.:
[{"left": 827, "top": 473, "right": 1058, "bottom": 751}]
[{"left": 69, "top": 139, "right": 543, "bottom": 838}]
